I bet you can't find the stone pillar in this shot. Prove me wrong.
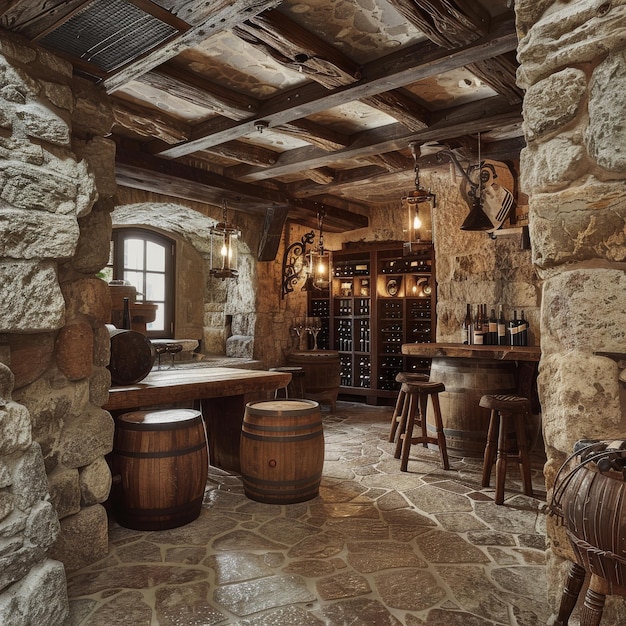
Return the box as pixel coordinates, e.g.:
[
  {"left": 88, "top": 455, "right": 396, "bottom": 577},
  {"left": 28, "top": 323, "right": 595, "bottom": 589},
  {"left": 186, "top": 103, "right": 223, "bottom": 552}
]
[{"left": 516, "top": 0, "right": 626, "bottom": 619}]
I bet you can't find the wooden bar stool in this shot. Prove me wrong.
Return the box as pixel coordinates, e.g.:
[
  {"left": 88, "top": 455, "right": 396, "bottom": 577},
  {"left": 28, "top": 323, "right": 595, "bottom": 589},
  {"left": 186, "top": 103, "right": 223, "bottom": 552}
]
[
  {"left": 388, "top": 372, "right": 429, "bottom": 443},
  {"left": 395, "top": 380, "right": 450, "bottom": 471},
  {"left": 479, "top": 394, "right": 533, "bottom": 505},
  {"left": 269, "top": 366, "right": 305, "bottom": 399}
]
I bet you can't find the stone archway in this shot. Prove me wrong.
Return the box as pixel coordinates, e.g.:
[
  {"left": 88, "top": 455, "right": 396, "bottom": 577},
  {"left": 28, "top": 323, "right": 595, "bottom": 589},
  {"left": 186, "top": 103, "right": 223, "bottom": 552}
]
[{"left": 111, "top": 203, "right": 257, "bottom": 358}]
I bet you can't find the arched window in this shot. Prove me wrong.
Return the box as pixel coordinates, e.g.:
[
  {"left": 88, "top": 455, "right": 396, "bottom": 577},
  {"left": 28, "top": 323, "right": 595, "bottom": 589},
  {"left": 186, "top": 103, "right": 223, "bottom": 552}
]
[{"left": 107, "top": 228, "right": 175, "bottom": 338}]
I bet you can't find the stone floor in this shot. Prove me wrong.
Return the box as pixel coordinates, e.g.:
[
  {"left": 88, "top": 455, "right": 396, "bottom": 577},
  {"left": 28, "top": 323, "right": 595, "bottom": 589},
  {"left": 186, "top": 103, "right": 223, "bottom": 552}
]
[{"left": 66, "top": 401, "right": 554, "bottom": 625}]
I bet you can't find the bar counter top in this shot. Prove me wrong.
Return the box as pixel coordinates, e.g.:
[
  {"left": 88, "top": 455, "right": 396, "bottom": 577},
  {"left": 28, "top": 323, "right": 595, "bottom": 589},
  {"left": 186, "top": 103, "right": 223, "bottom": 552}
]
[{"left": 401, "top": 342, "right": 541, "bottom": 362}]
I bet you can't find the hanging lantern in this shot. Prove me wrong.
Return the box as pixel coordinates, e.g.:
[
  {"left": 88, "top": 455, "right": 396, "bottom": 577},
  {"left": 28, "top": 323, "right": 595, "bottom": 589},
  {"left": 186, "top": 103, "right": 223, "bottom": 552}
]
[
  {"left": 210, "top": 200, "right": 240, "bottom": 279},
  {"left": 402, "top": 142, "right": 436, "bottom": 254},
  {"left": 307, "top": 211, "right": 330, "bottom": 290}
]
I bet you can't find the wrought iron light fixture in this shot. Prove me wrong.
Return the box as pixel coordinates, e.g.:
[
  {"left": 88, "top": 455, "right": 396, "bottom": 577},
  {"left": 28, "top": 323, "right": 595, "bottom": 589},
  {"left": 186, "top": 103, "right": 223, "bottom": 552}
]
[
  {"left": 281, "top": 230, "right": 315, "bottom": 298},
  {"left": 307, "top": 210, "right": 330, "bottom": 290},
  {"left": 210, "top": 200, "right": 240, "bottom": 279},
  {"left": 402, "top": 142, "right": 436, "bottom": 250}
]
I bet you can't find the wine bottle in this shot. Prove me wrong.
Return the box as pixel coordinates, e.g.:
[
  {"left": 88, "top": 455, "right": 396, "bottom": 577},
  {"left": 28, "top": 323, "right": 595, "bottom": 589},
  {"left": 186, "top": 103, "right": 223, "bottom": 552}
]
[
  {"left": 473, "top": 304, "right": 484, "bottom": 345},
  {"left": 497, "top": 305, "right": 507, "bottom": 345},
  {"left": 488, "top": 308, "right": 498, "bottom": 346},
  {"left": 461, "top": 303, "right": 471, "bottom": 345},
  {"left": 122, "top": 297, "right": 131, "bottom": 330},
  {"left": 509, "top": 310, "right": 519, "bottom": 346},
  {"left": 520, "top": 310, "right": 528, "bottom": 346}
]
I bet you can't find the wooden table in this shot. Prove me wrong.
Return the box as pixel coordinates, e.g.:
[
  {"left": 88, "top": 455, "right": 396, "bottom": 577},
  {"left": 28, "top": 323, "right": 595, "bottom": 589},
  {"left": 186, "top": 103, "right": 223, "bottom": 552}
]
[
  {"left": 104, "top": 367, "right": 291, "bottom": 472},
  {"left": 401, "top": 343, "right": 541, "bottom": 457}
]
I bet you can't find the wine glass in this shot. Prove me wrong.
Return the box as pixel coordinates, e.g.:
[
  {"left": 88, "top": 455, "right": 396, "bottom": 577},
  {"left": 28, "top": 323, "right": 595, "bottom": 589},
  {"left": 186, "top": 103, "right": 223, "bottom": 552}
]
[{"left": 307, "top": 316, "right": 322, "bottom": 351}]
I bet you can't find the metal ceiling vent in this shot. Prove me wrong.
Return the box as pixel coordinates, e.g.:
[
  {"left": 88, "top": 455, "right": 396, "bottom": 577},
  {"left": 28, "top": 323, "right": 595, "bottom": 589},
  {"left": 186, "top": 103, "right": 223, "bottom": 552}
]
[{"left": 38, "top": 0, "right": 184, "bottom": 75}]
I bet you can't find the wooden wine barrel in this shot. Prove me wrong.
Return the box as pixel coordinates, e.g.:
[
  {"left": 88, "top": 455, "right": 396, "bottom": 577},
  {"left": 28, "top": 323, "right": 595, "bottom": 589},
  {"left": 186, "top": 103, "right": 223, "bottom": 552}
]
[
  {"left": 557, "top": 461, "right": 626, "bottom": 586},
  {"left": 108, "top": 327, "right": 155, "bottom": 385},
  {"left": 286, "top": 351, "right": 340, "bottom": 411},
  {"left": 426, "top": 357, "right": 517, "bottom": 458},
  {"left": 113, "top": 408, "right": 208, "bottom": 530},
  {"left": 240, "top": 399, "right": 324, "bottom": 504}
]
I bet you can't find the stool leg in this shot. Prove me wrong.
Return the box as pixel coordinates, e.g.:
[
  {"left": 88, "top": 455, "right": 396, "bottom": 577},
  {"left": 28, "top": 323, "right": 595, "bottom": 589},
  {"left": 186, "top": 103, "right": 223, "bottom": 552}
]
[
  {"left": 394, "top": 393, "right": 410, "bottom": 459},
  {"left": 400, "top": 393, "right": 418, "bottom": 472},
  {"left": 555, "top": 561, "right": 586, "bottom": 626},
  {"left": 580, "top": 574, "right": 609, "bottom": 626},
  {"left": 514, "top": 411, "right": 533, "bottom": 497},
  {"left": 430, "top": 392, "right": 450, "bottom": 470},
  {"left": 418, "top": 392, "right": 428, "bottom": 447},
  {"left": 482, "top": 409, "right": 499, "bottom": 488},
  {"left": 389, "top": 389, "right": 405, "bottom": 443},
  {"left": 495, "top": 411, "right": 508, "bottom": 505}
]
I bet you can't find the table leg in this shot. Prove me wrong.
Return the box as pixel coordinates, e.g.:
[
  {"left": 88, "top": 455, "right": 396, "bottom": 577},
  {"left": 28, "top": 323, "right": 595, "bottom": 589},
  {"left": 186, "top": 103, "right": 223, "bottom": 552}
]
[{"left": 201, "top": 395, "right": 245, "bottom": 472}]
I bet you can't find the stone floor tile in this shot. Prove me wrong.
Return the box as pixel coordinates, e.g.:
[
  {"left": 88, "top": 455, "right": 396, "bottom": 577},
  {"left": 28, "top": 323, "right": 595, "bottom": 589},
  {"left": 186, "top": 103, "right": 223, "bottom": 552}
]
[
  {"left": 211, "top": 529, "right": 288, "bottom": 552},
  {"left": 373, "top": 568, "right": 447, "bottom": 611},
  {"left": 116, "top": 540, "right": 162, "bottom": 563},
  {"left": 415, "top": 608, "right": 498, "bottom": 625},
  {"left": 155, "top": 582, "right": 227, "bottom": 625},
  {"left": 315, "top": 571, "right": 371, "bottom": 600},
  {"left": 232, "top": 605, "right": 324, "bottom": 625},
  {"left": 404, "top": 484, "right": 474, "bottom": 513},
  {"left": 435, "top": 512, "right": 489, "bottom": 533},
  {"left": 319, "top": 597, "right": 403, "bottom": 625},
  {"left": 205, "top": 552, "right": 274, "bottom": 584},
  {"left": 213, "top": 574, "right": 315, "bottom": 616},
  {"left": 414, "top": 530, "right": 490, "bottom": 564},
  {"left": 287, "top": 530, "right": 344, "bottom": 559},
  {"left": 346, "top": 541, "right": 427, "bottom": 572},
  {"left": 282, "top": 558, "right": 336, "bottom": 577},
  {"left": 164, "top": 545, "right": 207, "bottom": 564},
  {"left": 467, "top": 529, "right": 517, "bottom": 546},
  {"left": 73, "top": 590, "right": 152, "bottom": 626}
]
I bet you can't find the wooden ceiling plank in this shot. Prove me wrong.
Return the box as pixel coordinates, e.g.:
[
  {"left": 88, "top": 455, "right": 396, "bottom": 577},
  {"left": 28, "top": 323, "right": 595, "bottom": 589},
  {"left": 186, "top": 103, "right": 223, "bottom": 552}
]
[
  {"left": 156, "top": 21, "right": 518, "bottom": 159},
  {"left": 302, "top": 168, "right": 335, "bottom": 185},
  {"left": 136, "top": 64, "right": 259, "bottom": 121},
  {"left": 112, "top": 100, "right": 191, "bottom": 144},
  {"left": 467, "top": 54, "right": 523, "bottom": 105},
  {"left": 103, "top": 0, "right": 283, "bottom": 93},
  {"left": 0, "top": 0, "right": 85, "bottom": 38},
  {"left": 362, "top": 90, "right": 430, "bottom": 132},
  {"left": 233, "top": 9, "right": 361, "bottom": 89},
  {"left": 198, "top": 141, "right": 279, "bottom": 167},
  {"left": 274, "top": 119, "right": 349, "bottom": 151}
]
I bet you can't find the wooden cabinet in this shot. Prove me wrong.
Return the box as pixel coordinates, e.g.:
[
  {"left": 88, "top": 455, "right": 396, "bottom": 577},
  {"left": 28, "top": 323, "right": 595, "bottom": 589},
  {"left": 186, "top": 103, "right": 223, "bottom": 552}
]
[{"left": 307, "top": 242, "right": 436, "bottom": 404}]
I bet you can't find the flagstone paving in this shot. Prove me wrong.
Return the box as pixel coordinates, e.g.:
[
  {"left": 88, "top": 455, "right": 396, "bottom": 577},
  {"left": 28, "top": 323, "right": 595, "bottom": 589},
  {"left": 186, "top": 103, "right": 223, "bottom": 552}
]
[{"left": 66, "top": 401, "right": 554, "bottom": 625}]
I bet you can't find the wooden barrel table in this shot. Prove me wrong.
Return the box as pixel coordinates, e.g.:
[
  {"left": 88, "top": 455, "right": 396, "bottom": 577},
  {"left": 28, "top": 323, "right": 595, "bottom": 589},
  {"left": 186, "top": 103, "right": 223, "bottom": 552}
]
[
  {"left": 286, "top": 351, "right": 341, "bottom": 411},
  {"left": 426, "top": 357, "right": 517, "bottom": 458},
  {"left": 113, "top": 408, "right": 208, "bottom": 530},
  {"left": 240, "top": 399, "right": 324, "bottom": 504}
]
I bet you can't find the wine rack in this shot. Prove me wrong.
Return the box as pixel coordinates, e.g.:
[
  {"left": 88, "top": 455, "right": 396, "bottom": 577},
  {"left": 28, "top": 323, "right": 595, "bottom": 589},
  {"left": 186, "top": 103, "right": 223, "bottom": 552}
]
[{"left": 306, "top": 242, "right": 436, "bottom": 404}]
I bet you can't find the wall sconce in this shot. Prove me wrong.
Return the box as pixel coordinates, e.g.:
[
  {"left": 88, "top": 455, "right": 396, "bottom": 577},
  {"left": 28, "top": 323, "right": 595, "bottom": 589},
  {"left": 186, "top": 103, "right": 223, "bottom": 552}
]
[
  {"left": 307, "top": 210, "right": 330, "bottom": 290},
  {"left": 281, "top": 230, "right": 315, "bottom": 298},
  {"left": 210, "top": 200, "right": 241, "bottom": 279},
  {"left": 402, "top": 142, "right": 436, "bottom": 253}
]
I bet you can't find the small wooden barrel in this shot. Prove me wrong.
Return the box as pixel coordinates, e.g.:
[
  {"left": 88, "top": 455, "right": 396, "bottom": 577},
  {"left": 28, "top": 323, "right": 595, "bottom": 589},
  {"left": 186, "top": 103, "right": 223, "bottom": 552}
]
[
  {"left": 113, "top": 408, "right": 208, "bottom": 530},
  {"left": 427, "top": 357, "right": 517, "bottom": 458},
  {"left": 108, "top": 328, "right": 155, "bottom": 385},
  {"left": 286, "top": 351, "right": 341, "bottom": 410},
  {"left": 240, "top": 399, "right": 324, "bottom": 504},
  {"left": 558, "top": 462, "right": 626, "bottom": 585}
]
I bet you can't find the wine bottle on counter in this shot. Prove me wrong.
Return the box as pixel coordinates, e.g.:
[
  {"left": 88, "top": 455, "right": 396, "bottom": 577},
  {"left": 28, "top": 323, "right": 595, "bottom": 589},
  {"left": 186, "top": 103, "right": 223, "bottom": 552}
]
[
  {"left": 473, "top": 304, "right": 485, "bottom": 345},
  {"left": 519, "top": 311, "right": 529, "bottom": 346},
  {"left": 497, "top": 306, "right": 507, "bottom": 345},
  {"left": 462, "top": 303, "right": 472, "bottom": 345},
  {"left": 488, "top": 308, "right": 498, "bottom": 346},
  {"left": 509, "top": 310, "right": 519, "bottom": 346}
]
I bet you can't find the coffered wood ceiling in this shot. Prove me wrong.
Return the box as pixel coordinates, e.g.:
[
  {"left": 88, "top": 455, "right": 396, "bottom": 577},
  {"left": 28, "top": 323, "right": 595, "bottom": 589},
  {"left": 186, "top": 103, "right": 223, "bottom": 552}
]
[{"left": 0, "top": 0, "right": 523, "bottom": 232}]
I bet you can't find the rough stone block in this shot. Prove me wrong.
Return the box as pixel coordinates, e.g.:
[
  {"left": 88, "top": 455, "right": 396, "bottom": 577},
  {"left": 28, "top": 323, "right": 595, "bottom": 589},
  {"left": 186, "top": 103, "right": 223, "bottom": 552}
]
[
  {"left": 7, "top": 332, "right": 55, "bottom": 390},
  {"left": 49, "top": 504, "right": 108, "bottom": 573},
  {"left": 7, "top": 443, "right": 49, "bottom": 512},
  {"left": 15, "top": 102, "right": 69, "bottom": 146},
  {"left": 89, "top": 366, "right": 111, "bottom": 408},
  {"left": 0, "top": 559, "right": 68, "bottom": 625},
  {"left": 24, "top": 500, "right": 59, "bottom": 549},
  {"left": 72, "top": 204, "right": 113, "bottom": 274},
  {"left": 0, "top": 542, "right": 46, "bottom": 595},
  {"left": 73, "top": 137, "right": 117, "bottom": 198},
  {"left": 540, "top": 269, "right": 626, "bottom": 354},
  {"left": 530, "top": 181, "right": 626, "bottom": 269},
  {"left": 226, "top": 335, "right": 253, "bottom": 358},
  {"left": 55, "top": 323, "right": 93, "bottom": 381},
  {"left": 60, "top": 277, "right": 111, "bottom": 325},
  {"left": 93, "top": 324, "right": 112, "bottom": 368},
  {"left": 0, "top": 402, "right": 31, "bottom": 456},
  {"left": 59, "top": 405, "right": 114, "bottom": 469},
  {"left": 47, "top": 465, "right": 80, "bottom": 521},
  {"left": 0, "top": 261, "right": 65, "bottom": 332},
  {"left": 79, "top": 456, "right": 111, "bottom": 506}
]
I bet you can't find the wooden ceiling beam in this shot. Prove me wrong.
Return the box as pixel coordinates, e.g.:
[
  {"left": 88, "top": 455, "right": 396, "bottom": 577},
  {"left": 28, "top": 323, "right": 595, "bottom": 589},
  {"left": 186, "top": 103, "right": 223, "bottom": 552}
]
[
  {"left": 112, "top": 99, "right": 190, "bottom": 145},
  {"left": 232, "top": 96, "right": 521, "bottom": 182}
]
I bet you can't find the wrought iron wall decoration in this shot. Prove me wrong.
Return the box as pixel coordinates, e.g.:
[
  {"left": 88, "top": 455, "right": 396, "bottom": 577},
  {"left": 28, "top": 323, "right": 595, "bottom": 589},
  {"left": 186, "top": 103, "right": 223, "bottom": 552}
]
[{"left": 281, "top": 230, "right": 314, "bottom": 298}]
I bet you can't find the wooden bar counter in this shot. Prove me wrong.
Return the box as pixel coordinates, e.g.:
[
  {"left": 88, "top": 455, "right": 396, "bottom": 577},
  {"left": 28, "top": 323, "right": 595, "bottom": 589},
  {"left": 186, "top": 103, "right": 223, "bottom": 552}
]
[
  {"left": 401, "top": 343, "right": 541, "bottom": 457},
  {"left": 104, "top": 367, "right": 291, "bottom": 472}
]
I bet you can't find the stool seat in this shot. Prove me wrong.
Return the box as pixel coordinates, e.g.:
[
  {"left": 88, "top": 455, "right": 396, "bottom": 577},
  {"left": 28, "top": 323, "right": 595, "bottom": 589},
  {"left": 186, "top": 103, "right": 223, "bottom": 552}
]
[
  {"left": 394, "top": 379, "right": 450, "bottom": 472},
  {"left": 480, "top": 393, "right": 533, "bottom": 505},
  {"left": 388, "top": 372, "right": 429, "bottom": 443},
  {"left": 479, "top": 394, "right": 531, "bottom": 412},
  {"left": 270, "top": 366, "right": 305, "bottom": 399}
]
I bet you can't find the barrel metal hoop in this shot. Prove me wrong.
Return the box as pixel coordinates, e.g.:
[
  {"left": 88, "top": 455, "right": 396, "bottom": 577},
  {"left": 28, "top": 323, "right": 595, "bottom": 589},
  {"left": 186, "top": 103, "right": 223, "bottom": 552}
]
[
  {"left": 244, "top": 421, "right": 322, "bottom": 433},
  {"left": 241, "top": 430, "right": 323, "bottom": 443},
  {"left": 243, "top": 472, "right": 323, "bottom": 488},
  {"left": 120, "top": 496, "right": 203, "bottom": 517}
]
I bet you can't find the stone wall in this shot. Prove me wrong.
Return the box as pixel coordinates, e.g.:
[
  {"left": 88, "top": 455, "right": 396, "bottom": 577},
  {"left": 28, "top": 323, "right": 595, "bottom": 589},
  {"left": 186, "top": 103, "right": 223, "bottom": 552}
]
[
  {"left": 516, "top": 0, "right": 626, "bottom": 619},
  {"left": 0, "top": 33, "right": 115, "bottom": 622}
]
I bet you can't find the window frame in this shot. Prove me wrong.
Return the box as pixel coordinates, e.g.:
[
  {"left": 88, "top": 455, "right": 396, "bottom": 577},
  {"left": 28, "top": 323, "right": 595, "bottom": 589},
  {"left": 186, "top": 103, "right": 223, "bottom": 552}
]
[{"left": 111, "top": 228, "right": 175, "bottom": 339}]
